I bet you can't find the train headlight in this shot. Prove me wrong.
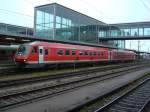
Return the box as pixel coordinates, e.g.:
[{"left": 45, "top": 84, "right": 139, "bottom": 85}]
[{"left": 24, "top": 59, "right": 26, "bottom": 62}]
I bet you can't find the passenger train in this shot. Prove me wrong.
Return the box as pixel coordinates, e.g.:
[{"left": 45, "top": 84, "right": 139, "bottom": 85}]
[{"left": 14, "top": 41, "right": 136, "bottom": 67}]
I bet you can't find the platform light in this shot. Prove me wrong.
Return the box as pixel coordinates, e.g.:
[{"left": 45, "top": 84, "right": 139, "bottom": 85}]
[
  {"left": 5, "top": 38, "right": 16, "bottom": 40},
  {"left": 22, "top": 39, "right": 30, "bottom": 42}
]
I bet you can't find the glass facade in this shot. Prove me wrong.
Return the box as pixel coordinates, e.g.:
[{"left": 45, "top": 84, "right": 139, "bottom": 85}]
[
  {"left": 35, "top": 3, "right": 135, "bottom": 48},
  {"left": 144, "top": 28, "right": 150, "bottom": 36},
  {"left": 35, "top": 4, "right": 54, "bottom": 38},
  {"left": 111, "top": 23, "right": 150, "bottom": 37},
  {"left": 34, "top": 3, "right": 105, "bottom": 44},
  {"left": 55, "top": 4, "right": 106, "bottom": 43}
]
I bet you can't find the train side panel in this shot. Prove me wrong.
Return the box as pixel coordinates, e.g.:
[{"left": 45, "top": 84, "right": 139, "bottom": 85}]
[{"left": 14, "top": 42, "right": 137, "bottom": 67}]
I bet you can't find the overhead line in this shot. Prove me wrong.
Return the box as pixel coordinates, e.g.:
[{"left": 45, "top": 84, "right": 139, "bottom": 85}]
[
  {"left": 0, "top": 8, "right": 33, "bottom": 18},
  {"left": 80, "top": 0, "right": 112, "bottom": 21},
  {"left": 140, "top": 0, "right": 150, "bottom": 12}
]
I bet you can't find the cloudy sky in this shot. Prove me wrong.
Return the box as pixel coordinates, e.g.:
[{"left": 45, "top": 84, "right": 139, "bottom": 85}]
[{"left": 0, "top": 0, "right": 150, "bottom": 51}]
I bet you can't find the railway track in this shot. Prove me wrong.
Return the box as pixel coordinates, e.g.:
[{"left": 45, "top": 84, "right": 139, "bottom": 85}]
[
  {"left": 0, "top": 66, "right": 48, "bottom": 76},
  {"left": 0, "top": 60, "right": 148, "bottom": 77},
  {"left": 0, "top": 62, "right": 150, "bottom": 110},
  {"left": 0, "top": 61, "right": 149, "bottom": 88},
  {"left": 94, "top": 77, "right": 150, "bottom": 112}
]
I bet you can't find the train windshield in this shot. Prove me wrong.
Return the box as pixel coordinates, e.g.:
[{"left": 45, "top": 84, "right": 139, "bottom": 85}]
[{"left": 17, "top": 45, "right": 30, "bottom": 55}]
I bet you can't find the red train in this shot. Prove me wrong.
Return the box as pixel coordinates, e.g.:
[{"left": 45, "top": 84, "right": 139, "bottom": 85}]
[{"left": 14, "top": 41, "right": 136, "bottom": 67}]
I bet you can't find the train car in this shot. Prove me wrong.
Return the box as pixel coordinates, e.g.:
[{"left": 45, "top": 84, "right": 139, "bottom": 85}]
[
  {"left": 110, "top": 49, "right": 136, "bottom": 61},
  {"left": 14, "top": 41, "right": 136, "bottom": 67},
  {"left": 0, "top": 45, "right": 18, "bottom": 60}
]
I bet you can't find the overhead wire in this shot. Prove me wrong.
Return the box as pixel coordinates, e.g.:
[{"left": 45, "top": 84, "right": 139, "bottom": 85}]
[
  {"left": 139, "top": 0, "right": 150, "bottom": 12},
  {"left": 80, "top": 0, "right": 113, "bottom": 22},
  {"left": 0, "top": 0, "right": 46, "bottom": 21},
  {"left": 0, "top": 8, "right": 33, "bottom": 18}
]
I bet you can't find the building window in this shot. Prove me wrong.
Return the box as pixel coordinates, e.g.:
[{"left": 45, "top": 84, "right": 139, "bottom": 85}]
[
  {"left": 139, "top": 28, "right": 143, "bottom": 36},
  {"left": 56, "top": 23, "right": 61, "bottom": 28},
  {"left": 62, "top": 18, "right": 67, "bottom": 25},
  {"left": 35, "top": 9, "right": 54, "bottom": 38},
  {"left": 131, "top": 28, "right": 138, "bottom": 36},
  {"left": 144, "top": 28, "right": 150, "bottom": 36},
  {"left": 56, "top": 16, "right": 61, "bottom": 24}
]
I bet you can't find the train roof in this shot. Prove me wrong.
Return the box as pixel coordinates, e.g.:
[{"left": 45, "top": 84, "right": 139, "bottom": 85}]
[
  {"left": 24, "top": 41, "right": 136, "bottom": 52},
  {"left": 27, "top": 41, "right": 108, "bottom": 50}
]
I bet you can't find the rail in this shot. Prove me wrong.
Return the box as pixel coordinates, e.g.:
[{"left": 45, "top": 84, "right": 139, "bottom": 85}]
[
  {"left": 0, "top": 62, "right": 149, "bottom": 110},
  {"left": 94, "top": 77, "right": 150, "bottom": 112}
]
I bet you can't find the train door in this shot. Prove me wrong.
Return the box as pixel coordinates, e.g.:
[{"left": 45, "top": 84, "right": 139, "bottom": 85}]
[{"left": 38, "top": 46, "right": 44, "bottom": 63}]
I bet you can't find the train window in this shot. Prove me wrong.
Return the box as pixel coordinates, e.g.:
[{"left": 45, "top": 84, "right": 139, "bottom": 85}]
[
  {"left": 45, "top": 49, "right": 48, "bottom": 55},
  {"left": 98, "top": 52, "right": 100, "bottom": 56},
  {"left": 93, "top": 52, "right": 96, "bottom": 56},
  {"left": 18, "top": 45, "right": 31, "bottom": 55},
  {"left": 65, "top": 49, "right": 70, "bottom": 55},
  {"left": 57, "top": 49, "right": 63, "bottom": 55},
  {"left": 85, "top": 51, "right": 88, "bottom": 55},
  {"left": 89, "top": 52, "right": 92, "bottom": 56},
  {"left": 79, "top": 51, "right": 83, "bottom": 55},
  {"left": 72, "top": 50, "right": 76, "bottom": 55}
]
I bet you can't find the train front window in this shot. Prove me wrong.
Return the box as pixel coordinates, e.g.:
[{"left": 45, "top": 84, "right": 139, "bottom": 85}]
[
  {"left": 17, "top": 45, "right": 30, "bottom": 55},
  {"left": 32, "top": 47, "right": 37, "bottom": 54}
]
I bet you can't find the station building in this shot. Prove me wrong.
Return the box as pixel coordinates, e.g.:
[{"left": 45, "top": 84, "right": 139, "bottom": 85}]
[{"left": 34, "top": 3, "right": 125, "bottom": 48}]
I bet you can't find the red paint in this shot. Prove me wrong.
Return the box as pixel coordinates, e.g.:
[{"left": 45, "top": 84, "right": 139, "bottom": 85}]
[{"left": 14, "top": 42, "right": 136, "bottom": 65}]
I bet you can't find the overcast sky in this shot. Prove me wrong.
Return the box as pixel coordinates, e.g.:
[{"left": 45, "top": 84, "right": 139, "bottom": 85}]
[
  {"left": 0, "top": 0, "right": 150, "bottom": 27},
  {"left": 0, "top": 0, "right": 150, "bottom": 51}
]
